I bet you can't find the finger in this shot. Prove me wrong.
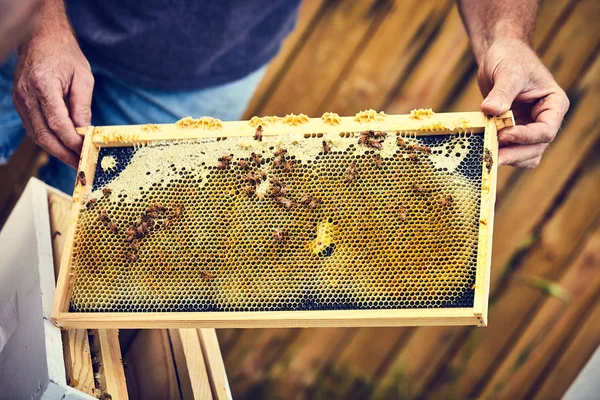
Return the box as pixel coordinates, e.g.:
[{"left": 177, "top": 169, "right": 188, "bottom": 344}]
[
  {"left": 498, "top": 93, "right": 569, "bottom": 145},
  {"left": 513, "top": 156, "right": 542, "bottom": 169},
  {"left": 68, "top": 71, "right": 94, "bottom": 127},
  {"left": 34, "top": 77, "right": 84, "bottom": 153},
  {"left": 498, "top": 143, "right": 547, "bottom": 166},
  {"left": 17, "top": 95, "right": 79, "bottom": 168},
  {"left": 481, "top": 67, "right": 524, "bottom": 116}
]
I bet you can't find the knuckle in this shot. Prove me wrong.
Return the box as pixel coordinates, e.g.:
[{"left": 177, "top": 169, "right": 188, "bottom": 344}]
[
  {"left": 30, "top": 70, "right": 47, "bottom": 91},
  {"left": 46, "top": 115, "right": 65, "bottom": 132},
  {"left": 33, "top": 130, "right": 52, "bottom": 147},
  {"left": 540, "top": 130, "right": 555, "bottom": 143},
  {"left": 13, "top": 82, "right": 28, "bottom": 102}
]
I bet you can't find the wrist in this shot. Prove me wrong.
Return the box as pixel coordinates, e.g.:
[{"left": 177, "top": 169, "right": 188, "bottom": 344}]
[{"left": 473, "top": 34, "right": 532, "bottom": 66}]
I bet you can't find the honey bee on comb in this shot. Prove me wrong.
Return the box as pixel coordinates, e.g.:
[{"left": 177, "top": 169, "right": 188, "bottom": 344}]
[{"left": 77, "top": 171, "right": 87, "bottom": 186}]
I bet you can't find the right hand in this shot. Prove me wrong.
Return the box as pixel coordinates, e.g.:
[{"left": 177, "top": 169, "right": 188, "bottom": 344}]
[{"left": 13, "top": 28, "right": 94, "bottom": 168}]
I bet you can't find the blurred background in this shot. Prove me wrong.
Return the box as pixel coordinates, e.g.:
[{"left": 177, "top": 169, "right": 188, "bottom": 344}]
[{"left": 1, "top": 0, "right": 599, "bottom": 399}]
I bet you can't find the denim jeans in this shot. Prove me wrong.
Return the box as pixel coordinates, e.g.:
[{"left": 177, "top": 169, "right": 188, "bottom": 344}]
[{"left": 0, "top": 54, "right": 267, "bottom": 193}]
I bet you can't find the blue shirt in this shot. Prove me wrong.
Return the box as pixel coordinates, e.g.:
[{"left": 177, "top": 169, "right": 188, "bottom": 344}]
[{"left": 65, "top": 0, "right": 302, "bottom": 90}]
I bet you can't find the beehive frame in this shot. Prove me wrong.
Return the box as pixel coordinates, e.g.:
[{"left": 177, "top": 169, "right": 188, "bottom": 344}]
[{"left": 52, "top": 110, "right": 511, "bottom": 329}]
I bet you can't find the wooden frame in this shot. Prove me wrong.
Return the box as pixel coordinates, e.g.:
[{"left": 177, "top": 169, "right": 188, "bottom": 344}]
[{"left": 51, "top": 111, "right": 511, "bottom": 329}]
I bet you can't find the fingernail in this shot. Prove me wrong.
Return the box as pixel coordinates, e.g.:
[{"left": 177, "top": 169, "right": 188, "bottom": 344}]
[
  {"left": 499, "top": 134, "right": 514, "bottom": 142},
  {"left": 484, "top": 98, "right": 503, "bottom": 110}
]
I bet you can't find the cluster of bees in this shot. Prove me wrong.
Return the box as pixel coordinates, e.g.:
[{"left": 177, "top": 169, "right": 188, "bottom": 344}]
[
  {"left": 396, "top": 136, "right": 432, "bottom": 163},
  {"left": 212, "top": 127, "right": 459, "bottom": 244},
  {"left": 358, "top": 130, "right": 387, "bottom": 150},
  {"left": 123, "top": 202, "right": 185, "bottom": 263}
]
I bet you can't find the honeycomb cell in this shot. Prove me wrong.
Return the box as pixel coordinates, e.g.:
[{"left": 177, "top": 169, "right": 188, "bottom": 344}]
[{"left": 70, "top": 130, "right": 484, "bottom": 313}]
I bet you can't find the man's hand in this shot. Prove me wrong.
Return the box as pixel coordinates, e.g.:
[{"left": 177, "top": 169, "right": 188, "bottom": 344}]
[
  {"left": 13, "top": 1, "right": 93, "bottom": 168},
  {"left": 477, "top": 38, "right": 569, "bottom": 168},
  {"left": 457, "top": 0, "right": 570, "bottom": 168}
]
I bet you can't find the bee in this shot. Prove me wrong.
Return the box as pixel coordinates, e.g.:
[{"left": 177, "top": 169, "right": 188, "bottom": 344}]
[
  {"left": 366, "top": 138, "right": 383, "bottom": 150},
  {"left": 217, "top": 155, "right": 232, "bottom": 170},
  {"left": 283, "top": 159, "right": 294, "bottom": 173},
  {"left": 272, "top": 155, "right": 283, "bottom": 168},
  {"left": 373, "top": 154, "right": 382, "bottom": 168},
  {"left": 126, "top": 226, "right": 136, "bottom": 242},
  {"left": 51, "top": 231, "right": 61, "bottom": 239},
  {"left": 154, "top": 203, "right": 167, "bottom": 213},
  {"left": 372, "top": 131, "right": 387, "bottom": 139},
  {"left": 245, "top": 171, "right": 257, "bottom": 184},
  {"left": 239, "top": 159, "right": 250, "bottom": 170},
  {"left": 417, "top": 144, "right": 431, "bottom": 154},
  {"left": 251, "top": 152, "right": 262, "bottom": 166},
  {"left": 483, "top": 149, "right": 493, "bottom": 173},
  {"left": 299, "top": 193, "right": 313, "bottom": 205},
  {"left": 399, "top": 205, "right": 408, "bottom": 221},
  {"left": 136, "top": 225, "right": 146, "bottom": 238},
  {"left": 254, "top": 125, "right": 263, "bottom": 141},
  {"left": 258, "top": 170, "right": 268, "bottom": 182},
  {"left": 271, "top": 179, "right": 288, "bottom": 197},
  {"left": 345, "top": 163, "right": 357, "bottom": 183},
  {"left": 274, "top": 148, "right": 287, "bottom": 157},
  {"left": 201, "top": 270, "right": 214, "bottom": 281},
  {"left": 102, "top": 187, "right": 112, "bottom": 197},
  {"left": 163, "top": 217, "right": 172, "bottom": 229},
  {"left": 405, "top": 143, "right": 417, "bottom": 153},
  {"left": 440, "top": 195, "right": 454, "bottom": 207},
  {"left": 273, "top": 228, "right": 287, "bottom": 242},
  {"left": 396, "top": 136, "right": 406, "bottom": 148},
  {"left": 126, "top": 251, "right": 138, "bottom": 263},
  {"left": 276, "top": 196, "right": 295, "bottom": 210},
  {"left": 244, "top": 185, "right": 255, "bottom": 197},
  {"left": 86, "top": 198, "right": 97, "bottom": 209},
  {"left": 130, "top": 239, "right": 140, "bottom": 252},
  {"left": 412, "top": 183, "right": 427, "bottom": 194},
  {"left": 358, "top": 135, "right": 369, "bottom": 146},
  {"left": 98, "top": 210, "right": 110, "bottom": 223},
  {"left": 308, "top": 197, "right": 322, "bottom": 209},
  {"left": 408, "top": 153, "right": 419, "bottom": 163},
  {"left": 109, "top": 222, "right": 119, "bottom": 234},
  {"left": 173, "top": 204, "right": 185, "bottom": 218},
  {"left": 77, "top": 171, "right": 86, "bottom": 186},
  {"left": 322, "top": 140, "right": 331, "bottom": 154}
]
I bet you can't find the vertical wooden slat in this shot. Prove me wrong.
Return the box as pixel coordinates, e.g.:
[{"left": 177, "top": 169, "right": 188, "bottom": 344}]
[
  {"left": 177, "top": 329, "right": 213, "bottom": 400},
  {"left": 198, "top": 329, "right": 233, "bottom": 400},
  {"left": 95, "top": 329, "right": 129, "bottom": 400}
]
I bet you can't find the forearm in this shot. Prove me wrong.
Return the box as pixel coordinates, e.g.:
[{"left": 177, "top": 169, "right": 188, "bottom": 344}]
[
  {"left": 457, "top": 0, "right": 540, "bottom": 64},
  {"left": 19, "top": 0, "right": 72, "bottom": 50}
]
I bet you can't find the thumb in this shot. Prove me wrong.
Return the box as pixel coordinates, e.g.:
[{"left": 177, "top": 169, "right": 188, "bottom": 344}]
[{"left": 481, "top": 68, "right": 522, "bottom": 116}]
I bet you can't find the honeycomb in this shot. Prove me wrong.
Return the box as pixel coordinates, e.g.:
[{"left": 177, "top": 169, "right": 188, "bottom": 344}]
[{"left": 70, "top": 128, "right": 485, "bottom": 313}]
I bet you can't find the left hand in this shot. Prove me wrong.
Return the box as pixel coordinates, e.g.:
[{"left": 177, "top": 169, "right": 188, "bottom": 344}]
[{"left": 477, "top": 38, "right": 570, "bottom": 168}]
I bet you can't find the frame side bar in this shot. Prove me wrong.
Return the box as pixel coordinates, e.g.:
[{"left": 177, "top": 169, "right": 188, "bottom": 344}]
[
  {"left": 473, "top": 115, "right": 499, "bottom": 326},
  {"left": 51, "top": 128, "right": 99, "bottom": 321}
]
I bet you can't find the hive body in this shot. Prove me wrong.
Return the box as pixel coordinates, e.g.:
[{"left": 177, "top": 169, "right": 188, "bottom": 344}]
[{"left": 53, "top": 111, "right": 499, "bottom": 328}]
